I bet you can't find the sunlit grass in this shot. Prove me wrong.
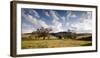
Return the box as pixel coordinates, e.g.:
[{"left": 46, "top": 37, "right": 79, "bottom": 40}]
[{"left": 21, "top": 37, "right": 92, "bottom": 49}]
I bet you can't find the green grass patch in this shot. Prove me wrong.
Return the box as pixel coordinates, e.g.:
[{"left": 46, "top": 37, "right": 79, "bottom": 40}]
[{"left": 80, "top": 42, "right": 92, "bottom": 46}]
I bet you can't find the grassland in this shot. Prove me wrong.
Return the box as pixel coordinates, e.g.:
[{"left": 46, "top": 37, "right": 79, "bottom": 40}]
[{"left": 21, "top": 36, "right": 92, "bottom": 49}]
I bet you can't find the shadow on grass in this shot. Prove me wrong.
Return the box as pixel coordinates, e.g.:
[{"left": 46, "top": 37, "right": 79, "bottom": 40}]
[{"left": 80, "top": 42, "right": 92, "bottom": 46}]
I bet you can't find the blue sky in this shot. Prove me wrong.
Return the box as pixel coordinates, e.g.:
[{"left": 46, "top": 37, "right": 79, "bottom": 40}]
[{"left": 21, "top": 8, "right": 92, "bottom": 33}]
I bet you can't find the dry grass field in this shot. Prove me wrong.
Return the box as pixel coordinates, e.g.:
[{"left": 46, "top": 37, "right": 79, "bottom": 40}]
[{"left": 21, "top": 36, "right": 92, "bottom": 49}]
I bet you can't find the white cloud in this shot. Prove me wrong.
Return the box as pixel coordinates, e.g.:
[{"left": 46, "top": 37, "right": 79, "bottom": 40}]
[
  {"left": 46, "top": 10, "right": 64, "bottom": 33},
  {"left": 28, "top": 15, "right": 38, "bottom": 25},
  {"left": 22, "top": 28, "right": 35, "bottom": 33},
  {"left": 66, "top": 11, "right": 77, "bottom": 20},
  {"left": 61, "top": 16, "right": 66, "bottom": 22},
  {"left": 22, "top": 12, "right": 49, "bottom": 33},
  {"left": 22, "top": 23, "right": 36, "bottom": 33},
  {"left": 65, "top": 11, "right": 92, "bottom": 33},
  {"left": 28, "top": 14, "right": 49, "bottom": 28},
  {"left": 71, "top": 12, "right": 92, "bottom": 33},
  {"left": 31, "top": 10, "right": 40, "bottom": 18},
  {"left": 71, "top": 14, "right": 77, "bottom": 18},
  {"left": 38, "top": 20, "right": 49, "bottom": 28},
  {"left": 48, "top": 11, "right": 77, "bottom": 33},
  {"left": 22, "top": 9, "right": 92, "bottom": 33},
  {"left": 50, "top": 23, "right": 63, "bottom": 33},
  {"left": 87, "top": 11, "right": 92, "bottom": 19},
  {"left": 66, "top": 11, "right": 72, "bottom": 20},
  {"left": 73, "top": 20, "right": 92, "bottom": 33},
  {"left": 50, "top": 10, "right": 60, "bottom": 21},
  {"left": 81, "top": 11, "right": 92, "bottom": 20},
  {"left": 45, "top": 11, "right": 50, "bottom": 17},
  {"left": 28, "top": 14, "right": 33, "bottom": 19},
  {"left": 49, "top": 18, "right": 63, "bottom": 33}
]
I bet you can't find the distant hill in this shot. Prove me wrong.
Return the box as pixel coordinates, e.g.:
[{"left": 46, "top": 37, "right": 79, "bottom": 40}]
[
  {"left": 50, "top": 32, "right": 72, "bottom": 37},
  {"left": 76, "top": 33, "right": 92, "bottom": 36},
  {"left": 22, "top": 31, "right": 92, "bottom": 39}
]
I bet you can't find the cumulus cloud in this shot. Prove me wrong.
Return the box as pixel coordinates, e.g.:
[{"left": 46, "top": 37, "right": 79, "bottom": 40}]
[
  {"left": 71, "top": 22, "right": 92, "bottom": 33},
  {"left": 50, "top": 19, "right": 63, "bottom": 33},
  {"left": 71, "top": 12, "right": 92, "bottom": 33}
]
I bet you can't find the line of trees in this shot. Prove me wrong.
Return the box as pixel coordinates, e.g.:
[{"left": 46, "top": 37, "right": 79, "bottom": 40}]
[
  {"left": 31, "top": 27, "right": 76, "bottom": 40},
  {"left": 31, "top": 27, "right": 52, "bottom": 39}
]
